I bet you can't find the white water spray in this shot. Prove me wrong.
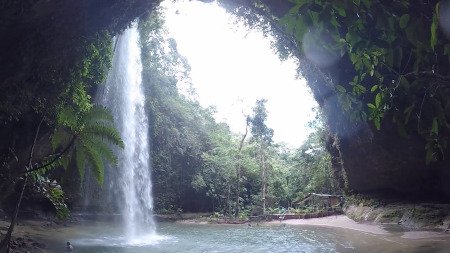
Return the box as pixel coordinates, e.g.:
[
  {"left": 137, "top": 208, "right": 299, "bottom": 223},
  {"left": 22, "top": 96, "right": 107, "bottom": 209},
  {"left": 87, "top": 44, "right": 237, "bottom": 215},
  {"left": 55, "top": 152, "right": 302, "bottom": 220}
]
[{"left": 98, "top": 22, "right": 155, "bottom": 242}]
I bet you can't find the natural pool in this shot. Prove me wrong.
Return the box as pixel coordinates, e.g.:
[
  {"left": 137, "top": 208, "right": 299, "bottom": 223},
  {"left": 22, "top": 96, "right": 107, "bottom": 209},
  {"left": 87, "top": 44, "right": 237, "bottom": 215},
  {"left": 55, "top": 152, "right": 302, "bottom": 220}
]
[{"left": 39, "top": 221, "right": 450, "bottom": 253}]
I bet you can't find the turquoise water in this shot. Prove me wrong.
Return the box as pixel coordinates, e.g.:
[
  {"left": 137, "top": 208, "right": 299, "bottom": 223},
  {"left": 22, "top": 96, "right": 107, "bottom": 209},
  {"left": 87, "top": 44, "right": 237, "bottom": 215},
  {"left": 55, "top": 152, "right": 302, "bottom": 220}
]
[{"left": 42, "top": 222, "right": 450, "bottom": 253}]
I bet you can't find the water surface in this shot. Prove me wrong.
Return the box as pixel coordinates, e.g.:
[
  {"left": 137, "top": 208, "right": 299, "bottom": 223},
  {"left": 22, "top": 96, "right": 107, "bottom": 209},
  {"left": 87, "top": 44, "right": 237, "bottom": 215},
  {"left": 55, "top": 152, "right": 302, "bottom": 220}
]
[{"left": 40, "top": 221, "right": 450, "bottom": 253}]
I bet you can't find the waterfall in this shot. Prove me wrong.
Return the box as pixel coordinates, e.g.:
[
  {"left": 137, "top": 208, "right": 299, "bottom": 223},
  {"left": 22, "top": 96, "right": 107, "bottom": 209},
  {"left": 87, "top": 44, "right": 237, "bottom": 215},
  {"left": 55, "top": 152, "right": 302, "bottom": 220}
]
[{"left": 97, "top": 22, "right": 155, "bottom": 241}]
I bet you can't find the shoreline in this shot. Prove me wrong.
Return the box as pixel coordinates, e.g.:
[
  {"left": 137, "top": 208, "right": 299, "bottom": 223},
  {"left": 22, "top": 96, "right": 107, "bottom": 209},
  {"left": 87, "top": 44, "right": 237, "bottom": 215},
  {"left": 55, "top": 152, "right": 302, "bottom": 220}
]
[
  {"left": 3, "top": 214, "right": 450, "bottom": 252},
  {"left": 179, "top": 214, "right": 450, "bottom": 240},
  {"left": 267, "top": 215, "right": 389, "bottom": 235}
]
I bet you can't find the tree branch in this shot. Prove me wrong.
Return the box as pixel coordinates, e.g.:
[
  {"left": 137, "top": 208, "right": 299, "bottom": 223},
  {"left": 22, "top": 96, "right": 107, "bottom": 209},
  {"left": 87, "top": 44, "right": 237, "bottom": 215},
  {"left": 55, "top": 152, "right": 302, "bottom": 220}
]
[
  {"left": 20, "top": 136, "right": 76, "bottom": 176},
  {"left": 403, "top": 71, "right": 450, "bottom": 82},
  {"left": 27, "top": 118, "right": 44, "bottom": 170}
]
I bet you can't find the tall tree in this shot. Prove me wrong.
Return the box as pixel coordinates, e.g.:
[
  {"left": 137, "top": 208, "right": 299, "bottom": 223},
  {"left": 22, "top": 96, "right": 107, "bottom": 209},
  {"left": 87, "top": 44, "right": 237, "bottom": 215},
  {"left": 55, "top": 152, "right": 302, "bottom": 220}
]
[
  {"left": 249, "top": 99, "right": 273, "bottom": 214},
  {"left": 235, "top": 116, "right": 249, "bottom": 217}
]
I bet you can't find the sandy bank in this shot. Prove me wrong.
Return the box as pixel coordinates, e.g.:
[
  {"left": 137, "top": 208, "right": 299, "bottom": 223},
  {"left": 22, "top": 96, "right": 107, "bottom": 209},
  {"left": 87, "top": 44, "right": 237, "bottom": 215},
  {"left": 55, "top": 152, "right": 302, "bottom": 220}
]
[
  {"left": 268, "top": 215, "right": 389, "bottom": 235},
  {"left": 268, "top": 215, "right": 450, "bottom": 240}
]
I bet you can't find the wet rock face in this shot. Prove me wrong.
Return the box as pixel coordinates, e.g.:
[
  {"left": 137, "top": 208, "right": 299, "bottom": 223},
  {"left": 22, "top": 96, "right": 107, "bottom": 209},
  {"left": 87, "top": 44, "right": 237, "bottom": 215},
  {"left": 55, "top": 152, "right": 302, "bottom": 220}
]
[
  {"left": 345, "top": 203, "right": 450, "bottom": 231},
  {"left": 322, "top": 84, "right": 450, "bottom": 200}
]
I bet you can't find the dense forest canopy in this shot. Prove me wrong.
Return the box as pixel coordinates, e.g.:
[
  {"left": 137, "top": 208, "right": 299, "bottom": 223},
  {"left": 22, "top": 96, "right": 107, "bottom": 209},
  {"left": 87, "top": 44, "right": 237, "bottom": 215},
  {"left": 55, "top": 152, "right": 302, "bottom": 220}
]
[{"left": 139, "top": 7, "right": 337, "bottom": 215}]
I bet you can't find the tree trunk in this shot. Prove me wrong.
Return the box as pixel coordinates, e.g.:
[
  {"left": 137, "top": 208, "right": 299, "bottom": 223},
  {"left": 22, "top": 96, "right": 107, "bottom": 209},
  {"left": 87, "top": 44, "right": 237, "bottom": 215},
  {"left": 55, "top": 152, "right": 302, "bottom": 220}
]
[
  {"left": 260, "top": 144, "right": 267, "bottom": 215},
  {"left": 226, "top": 183, "right": 231, "bottom": 216},
  {"left": 0, "top": 177, "right": 27, "bottom": 253},
  {"left": 235, "top": 120, "right": 248, "bottom": 217},
  {"left": 235, "top": 164, "right": 241, "bottom": 217},
  {"left": 0, "top": 119, "right": 42, "bottom": 252}
]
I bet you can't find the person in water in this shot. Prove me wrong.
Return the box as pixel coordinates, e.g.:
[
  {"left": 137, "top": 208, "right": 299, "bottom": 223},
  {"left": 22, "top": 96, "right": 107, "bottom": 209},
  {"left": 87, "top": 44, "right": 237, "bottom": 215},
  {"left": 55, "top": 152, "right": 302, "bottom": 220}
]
[{"left": 66, "top": 241, "right": 73, "bottom": 251}]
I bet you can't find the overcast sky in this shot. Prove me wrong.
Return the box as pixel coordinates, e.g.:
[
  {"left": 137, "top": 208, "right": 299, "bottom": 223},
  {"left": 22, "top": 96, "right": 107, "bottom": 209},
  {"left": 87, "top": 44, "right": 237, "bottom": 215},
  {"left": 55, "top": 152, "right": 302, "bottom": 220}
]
[{"left": 161, "top": 0, "right": 317, "bottom": 147}]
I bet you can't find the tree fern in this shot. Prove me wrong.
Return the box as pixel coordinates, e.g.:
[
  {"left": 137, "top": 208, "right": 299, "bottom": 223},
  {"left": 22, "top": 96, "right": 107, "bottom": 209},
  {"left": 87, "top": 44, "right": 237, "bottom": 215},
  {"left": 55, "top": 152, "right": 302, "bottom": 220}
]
[
  {"left": 56, "top": 106, "right": 78, "bottom": 129},
  {"left": 80, "top": 106, "right": 114, "bottom": 125},
  {"left": 83, "top": 142, "right": 105, "bottom": 184},
  {"left": 82, "top": 137, "right": 118, "bottom": 165},
  {"left": 45, "top": 105, "right": 123, "bottom": 185},
  {"left": 84, "top": 123, "right": 124, "bottom": 148}
]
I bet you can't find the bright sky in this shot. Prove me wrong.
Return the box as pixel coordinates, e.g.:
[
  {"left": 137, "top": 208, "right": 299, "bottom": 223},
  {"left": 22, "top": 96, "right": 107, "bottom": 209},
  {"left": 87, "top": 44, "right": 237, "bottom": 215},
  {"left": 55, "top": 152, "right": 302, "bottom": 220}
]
[{"left": 161, "top": 0, "right": 317, "bottom": 147}]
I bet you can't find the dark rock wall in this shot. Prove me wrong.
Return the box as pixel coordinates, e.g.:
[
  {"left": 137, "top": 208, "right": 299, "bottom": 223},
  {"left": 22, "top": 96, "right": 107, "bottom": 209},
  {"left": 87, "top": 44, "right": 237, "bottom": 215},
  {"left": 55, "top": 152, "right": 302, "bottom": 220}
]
[{"left": 245, "top": 0, "right": 450, "bottom": 201}]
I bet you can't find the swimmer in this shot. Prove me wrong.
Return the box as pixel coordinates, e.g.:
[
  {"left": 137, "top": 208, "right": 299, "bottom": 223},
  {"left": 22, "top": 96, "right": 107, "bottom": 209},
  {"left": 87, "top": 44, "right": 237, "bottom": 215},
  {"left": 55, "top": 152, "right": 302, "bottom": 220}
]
[{"left": 66, "top": 242, "right": 73, "bottom": 251}]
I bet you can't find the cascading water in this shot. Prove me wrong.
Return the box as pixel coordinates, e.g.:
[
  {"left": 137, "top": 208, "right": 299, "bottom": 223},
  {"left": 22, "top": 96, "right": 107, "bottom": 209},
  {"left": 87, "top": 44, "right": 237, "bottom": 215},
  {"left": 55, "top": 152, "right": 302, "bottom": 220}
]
[{"left": 97, "top": 22, "right": 155, "bottom": 242}]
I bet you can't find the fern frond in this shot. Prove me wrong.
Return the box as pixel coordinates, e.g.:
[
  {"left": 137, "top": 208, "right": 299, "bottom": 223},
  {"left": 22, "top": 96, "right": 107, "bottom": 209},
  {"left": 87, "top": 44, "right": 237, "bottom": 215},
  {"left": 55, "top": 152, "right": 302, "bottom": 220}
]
[
  {"left": 84, "top": 123, "right": 124, "bottom": 148},
  {"left": 83, "top": 137, "right": 118, "bottom": 165},
  {"left": 83, "top": 106, "right": 114, "bottom": 125},
  {"left": 57, "top": 106, "right": 78, "bottom": 129},
  {"left": 83, "top": 142, "right": 105, "bottom": 184},
  {"left": 75, "top": 144, "right": 86, "bottom": 179},
  {"left": 31, "top": 156, "right": 65, "bottom": 178}
]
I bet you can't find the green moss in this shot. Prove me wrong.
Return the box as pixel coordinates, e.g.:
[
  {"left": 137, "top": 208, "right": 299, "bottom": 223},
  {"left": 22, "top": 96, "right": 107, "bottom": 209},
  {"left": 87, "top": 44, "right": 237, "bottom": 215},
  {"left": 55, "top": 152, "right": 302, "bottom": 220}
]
[{"left": 411, "top": 206, "right": 447, "bottom": 223}]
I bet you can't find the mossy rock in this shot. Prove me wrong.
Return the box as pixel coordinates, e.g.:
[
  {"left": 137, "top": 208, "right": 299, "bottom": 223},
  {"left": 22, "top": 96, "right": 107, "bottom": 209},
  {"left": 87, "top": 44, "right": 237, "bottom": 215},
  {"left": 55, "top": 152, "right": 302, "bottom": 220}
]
[{"left": 375, "top": 209, "right": 403, "bottom": 223}]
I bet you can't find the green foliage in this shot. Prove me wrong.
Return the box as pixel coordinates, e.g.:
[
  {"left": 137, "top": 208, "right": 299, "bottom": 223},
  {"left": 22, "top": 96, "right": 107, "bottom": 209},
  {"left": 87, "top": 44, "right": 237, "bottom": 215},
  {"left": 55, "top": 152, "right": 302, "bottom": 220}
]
[
  {"left": 279, "top": 0, "right": 450, "bottom": 164},
  {"left": 49, "top": 106, "right": 123, "bottom": 184},
  {"left": 138, "top": 7, "right": 340, "bottom": 215},
  {"left": 140, "top": 8, "right": 219, "bottom": 212},
  {"left": 249, "top": 99, "right": 274, "bottom": 144},
  {"left": 32, "top": 175, "right": 70, "bottom": 220}
]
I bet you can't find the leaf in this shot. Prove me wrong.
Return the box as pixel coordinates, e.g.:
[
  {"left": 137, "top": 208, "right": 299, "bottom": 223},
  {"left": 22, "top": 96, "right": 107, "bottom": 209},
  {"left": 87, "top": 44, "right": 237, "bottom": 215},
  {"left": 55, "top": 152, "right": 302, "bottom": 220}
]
[
  {"left": 75, "top": 146, "right": 86, "bottom": 179},
  {"left": 82, "top": 106, "right": 114, "bottom": 124},
  {"left": 84, "top": 137, "right": 118, "bottom": 165},
  {"left": 57, "top": 107, "right": 78, "bottom": 129},
  {"left": 357, "top": 84, "right": 366, "bottom": 94},
  {"left": 374, "top": 117, "right": 381, "bottom": 130},
  {"left": 84, "top": 124, "right": 124, "bottom": 148},
  {"left": 333, "top": 2, "right": 346, "bottom": 17},
  {"left": 336, "top": 85, "right": 346, "bottom": 93},
  {"left": 367, "top": 103, "right": 376, "bottom": 109},
  {"left": 399, "top": 14, "right": 410, "bottom": 29},
  {"left": 371, "top": 85, "right": 378, "bottom": 92},
  {"left": 375, "top": 93, "right": 382, "bottom": 108},
  {"left": 294, "top": 20, "right": 307, "bottom": 41},
  {"left": 84, "top": 142, "right": 105, "bottom": 184},
  {"left": 431, "top": 117, "right": 439, "bottom": 135},
  {"left": 431, "top": 12, "right": 438, "bottom": 51}
]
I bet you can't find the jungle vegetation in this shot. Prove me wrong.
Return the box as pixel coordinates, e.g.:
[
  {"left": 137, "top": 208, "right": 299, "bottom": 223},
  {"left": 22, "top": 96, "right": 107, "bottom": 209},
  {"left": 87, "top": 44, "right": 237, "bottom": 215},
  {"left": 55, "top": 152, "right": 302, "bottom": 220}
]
[{"left": 139, "top": 8, "right": 338, "bottom": 216}]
